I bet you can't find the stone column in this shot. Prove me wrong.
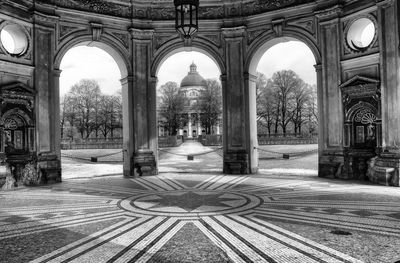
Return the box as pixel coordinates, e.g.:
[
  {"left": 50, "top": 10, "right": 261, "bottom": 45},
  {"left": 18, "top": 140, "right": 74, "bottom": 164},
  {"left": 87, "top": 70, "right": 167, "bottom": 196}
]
[
  {"left": 34, "top": 12, "right": 61, "bottom": 182},
  {"left": 53, "top": 69, "right": 62, "bottom": 160},
  {"left": 222, "top": 26, "right": 258, "bottom": 174},
  {"left": 372, "top": 0, "right": 400, "bottom": 186},
  {"left": 127, "top": 28, "right": 158, "bottom": 177},
  {"left": 316, "top": 8, "right": 345, "bottom": 179},
  {"left": 188, "top": 114, "right": 192, "bottom": 138},
  {"left": 121, "top": 76, "right": 134, "bottom": 176},
  {"left": 314, "top": 64, "right": 324, "bottom": 155}
]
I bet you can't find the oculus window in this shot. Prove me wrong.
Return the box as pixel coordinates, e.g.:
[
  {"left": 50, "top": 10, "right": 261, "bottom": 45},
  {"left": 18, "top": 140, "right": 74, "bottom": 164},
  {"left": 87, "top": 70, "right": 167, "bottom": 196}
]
[
  {"left": 346, "top": 17, "right": 376, "bottom": 51},
  {"left": 0, "top": 23, "right": 28, "bottom": 56}
]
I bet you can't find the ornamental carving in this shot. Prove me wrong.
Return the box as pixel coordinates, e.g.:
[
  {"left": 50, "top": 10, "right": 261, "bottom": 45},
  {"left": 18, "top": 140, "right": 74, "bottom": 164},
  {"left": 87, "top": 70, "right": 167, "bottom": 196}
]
[
  {"left": 354, "top": 109, "right": 376, "bottom": 124},
  {"left": 197, "top": 34, "right": 221, "bottom": 47},
  {"left": 155, "top": 35, "right": 175, "bottom": 49},
  {"left": 247, "top": 29, "right": 267, "bottom": 44},
  {"left": 37, "top": 0, "right": 131, "bottom": 18},
  {"left": 111, "top": 32, "right": 130, "bottom": 49},
  {"left": 199, "top": 6, "right": 224, "bottom": 19},
  {"left": 34, "top": 0, "right": 314, "bottom": 20},
  {"left": 59, "top": 25, "right": 84, "bottom": 39},
  {"left": 340, "top": 75, "right": 380, "bottom": 106},
  {"left": 287, "top": 18, "right": 315, "bottom": 35}
]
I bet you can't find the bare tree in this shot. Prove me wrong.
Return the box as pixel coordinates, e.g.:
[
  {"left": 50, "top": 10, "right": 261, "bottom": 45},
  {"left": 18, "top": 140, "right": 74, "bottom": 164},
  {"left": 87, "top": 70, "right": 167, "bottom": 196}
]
[
  {"left": 197, "top": 79, "right": 222, "bottom": 134},
  {"left": 157, "top": 82, "right": 186, "bottom": 136},
  {"left": 305, "top": 84, "right": 318, "bottom": 134},
  {"left": 68, "top": 79, "right": 102, "bottom": 139},
  {"left": 257, "top": 87, "right": 277, "bottom": 135},
  {"left": 291, "top": 80, "right": 312, "bottom": 134},
  {"left": 62, "top": 94, "right": 77, "bottom": 140},
  {"left": 98, "top": 93, "right": 123, "bottom": 139},
  {"left": 60, "top": 95, "right": 67, "bottom": 139},
  {"left": 268, "top": 70, "right": 303, "bottom": 135}
]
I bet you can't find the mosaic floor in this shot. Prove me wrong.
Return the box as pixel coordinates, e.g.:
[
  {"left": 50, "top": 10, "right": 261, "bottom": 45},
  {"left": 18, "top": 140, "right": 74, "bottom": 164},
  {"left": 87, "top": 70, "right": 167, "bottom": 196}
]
[{"left": 1, "top": 173, "right": 400, "bottom": 263}]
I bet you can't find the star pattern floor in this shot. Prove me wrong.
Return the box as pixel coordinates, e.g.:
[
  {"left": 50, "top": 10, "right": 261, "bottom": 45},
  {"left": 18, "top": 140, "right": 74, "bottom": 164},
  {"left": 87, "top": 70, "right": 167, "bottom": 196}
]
[{"left": 1, "top": 173, "right": 400, "bottom": 263}]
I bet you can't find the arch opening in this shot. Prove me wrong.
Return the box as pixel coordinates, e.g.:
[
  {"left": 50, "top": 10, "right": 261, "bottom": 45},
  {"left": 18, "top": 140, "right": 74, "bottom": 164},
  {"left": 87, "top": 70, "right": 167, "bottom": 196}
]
[
  {"left": 249, "top": 37, "right": 319, "bottom": 176},
  {"left": 58, "top": 43, "right": 127, "bottom": 180},
  {"left": 155, "top": 49, "right": 223, "bottom": 174}
]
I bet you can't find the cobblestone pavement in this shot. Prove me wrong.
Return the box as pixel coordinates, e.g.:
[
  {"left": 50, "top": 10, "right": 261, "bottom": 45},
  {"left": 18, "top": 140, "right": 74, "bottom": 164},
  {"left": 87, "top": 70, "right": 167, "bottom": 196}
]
[
  {"left": 1, "top": 142, "right": 400, "bottom": 263},
  {"left": 1, "top": 173, "right": 400, "bottom": 263}
]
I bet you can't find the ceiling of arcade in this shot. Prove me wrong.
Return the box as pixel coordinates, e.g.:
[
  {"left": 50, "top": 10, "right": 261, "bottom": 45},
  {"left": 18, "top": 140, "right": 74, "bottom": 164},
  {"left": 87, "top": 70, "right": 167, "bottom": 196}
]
[{"left": 8, "top": 0, "right": 324, "bottom": 20}]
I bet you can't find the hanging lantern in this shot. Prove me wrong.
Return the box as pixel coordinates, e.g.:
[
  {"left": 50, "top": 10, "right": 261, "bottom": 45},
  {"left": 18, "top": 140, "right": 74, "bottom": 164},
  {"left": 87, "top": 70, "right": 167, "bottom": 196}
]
[{"left": 174, "top": 0, "right": 199, "bottom": 39}]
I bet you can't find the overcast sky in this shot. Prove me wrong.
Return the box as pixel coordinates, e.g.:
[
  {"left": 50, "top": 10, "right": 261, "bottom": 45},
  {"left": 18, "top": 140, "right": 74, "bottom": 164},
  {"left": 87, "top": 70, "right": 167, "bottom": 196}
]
[{"left": 59, "top": 41, "right": 316, "bottom": 96}]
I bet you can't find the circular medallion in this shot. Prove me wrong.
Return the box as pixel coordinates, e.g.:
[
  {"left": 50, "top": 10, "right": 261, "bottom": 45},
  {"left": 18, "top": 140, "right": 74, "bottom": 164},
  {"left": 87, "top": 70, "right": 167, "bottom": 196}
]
[{"left": 118, "top": 190, "right": 262, "bottom": 218}]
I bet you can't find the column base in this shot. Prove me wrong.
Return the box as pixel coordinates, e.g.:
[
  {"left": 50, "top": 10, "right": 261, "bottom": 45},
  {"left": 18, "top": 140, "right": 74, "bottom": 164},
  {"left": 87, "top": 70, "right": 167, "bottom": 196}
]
[
  {"left": 368, "top": 153, "right": 400, "bottom": 187},
  {"left": 318, "top": 153, "right": 344, "bottom": 179},
  {"left": 319, "top": 150, "right": 376, "bottom": 181},
  {"left": 37, "top": 154, "right": 62, "bottom": 184},
  {"left": 223, "top": 151, "right": 249, "bottom": 174},
  {"left": 132, "top": 152, "right": 158, "bottom": 177}
]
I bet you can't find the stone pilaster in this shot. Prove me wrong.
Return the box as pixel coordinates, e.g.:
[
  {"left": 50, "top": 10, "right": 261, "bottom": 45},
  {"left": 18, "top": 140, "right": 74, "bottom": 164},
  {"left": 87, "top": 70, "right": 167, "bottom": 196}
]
[
  {"left": 33, "top": 11, "right": 61, "bottom": 183},
  {"left": 370, "top": 0, "right": 400, "bottom": 186},
  {"left": 128, "top": 28, "right": 158, "bottom": 177},
  {"left": 316, "top": 7, "right": 345, "bottom": 179},
  {"left": 222, "top": 26, "right": 257, "bottom": 174}
]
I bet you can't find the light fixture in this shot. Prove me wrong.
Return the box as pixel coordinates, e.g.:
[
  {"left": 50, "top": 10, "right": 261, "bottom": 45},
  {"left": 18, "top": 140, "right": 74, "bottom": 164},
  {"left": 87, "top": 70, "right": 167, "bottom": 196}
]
[{"left": 174, "top": 0, "right": 199, "bottom": 39}]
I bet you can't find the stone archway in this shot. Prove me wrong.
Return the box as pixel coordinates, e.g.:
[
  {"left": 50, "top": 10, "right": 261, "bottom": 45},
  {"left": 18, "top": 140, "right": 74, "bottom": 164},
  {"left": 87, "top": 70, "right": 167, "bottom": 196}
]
[
  {"left": 152, "top": 46, "right": 224, "bottom": 169},
  {"left": 246, "top": 34, "right": 321, "bottom": 175},
  {"left": 53, "top": 37, "right": 130, "bottom": 177},
  {"left": 1, "top": 0, "right": 399, "bottom": 186}
]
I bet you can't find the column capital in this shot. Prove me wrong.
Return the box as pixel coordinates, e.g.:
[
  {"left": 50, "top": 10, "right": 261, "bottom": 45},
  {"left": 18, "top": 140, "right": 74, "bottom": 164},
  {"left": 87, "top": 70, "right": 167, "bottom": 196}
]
[
  {"left": 221, "top": 26, "right": 246, "bottom": 38},
  {"left": 53, "top": 69, "right": 62, "bottom": 77},
  {"left": 220, "top": 74, "right": 227, "bottom": 82},
  {"left": 314, "top": 64, "right": 323, "bottom": 72},
  {"left": 244, "top": 73, "right": 257, "bottom": 82},
  {"left": 149, "top": 76, "right": 158, "bottom": 85},
  {"left": 120, "top": 75, "right": 133, "bottom": 85},
  {"left": 129, "top": 28, "right": 154, "bottom": 40}
]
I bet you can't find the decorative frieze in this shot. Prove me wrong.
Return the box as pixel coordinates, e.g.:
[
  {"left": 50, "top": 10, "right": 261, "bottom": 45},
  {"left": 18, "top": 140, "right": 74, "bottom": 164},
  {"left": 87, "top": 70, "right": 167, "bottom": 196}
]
[
  {"left": 222, "top": 26, "right": 246, "bottom": 38},
  {"left": 130, "top": 28, "right": 154, "bottom": 40},
  {"left": 287, "top": 17, "right": 315, "bottom": 35},
  {"left": 34, "top": 0, "right": 315, "bottom": 20},
  {"left": 59, "top": 25, "right": 83, "bottom": 39},
  {"left": 247, "top": 28, "right": 267, "bottom": 45},
  {"left": 111, "top": 32, "right": 130, "bottom": 49}
]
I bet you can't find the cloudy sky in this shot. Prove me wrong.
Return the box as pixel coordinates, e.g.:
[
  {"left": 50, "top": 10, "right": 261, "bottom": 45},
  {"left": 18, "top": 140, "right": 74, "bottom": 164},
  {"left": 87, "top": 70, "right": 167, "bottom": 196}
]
[{"left": 59, "top": 41, "right": 316, "bottom": 96}]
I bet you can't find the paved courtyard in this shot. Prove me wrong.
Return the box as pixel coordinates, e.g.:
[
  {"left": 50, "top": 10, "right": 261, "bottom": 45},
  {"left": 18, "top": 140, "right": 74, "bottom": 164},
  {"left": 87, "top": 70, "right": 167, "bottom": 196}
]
[{"left": 1, "top": 142, "right": 400, "bottom": 263}]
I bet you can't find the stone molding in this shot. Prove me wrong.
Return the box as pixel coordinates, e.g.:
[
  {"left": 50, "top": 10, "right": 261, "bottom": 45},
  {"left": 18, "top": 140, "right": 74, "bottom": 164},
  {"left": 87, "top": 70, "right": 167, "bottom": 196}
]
[
  {"left": 32, "top": 0, "right": 315, "bottom": 20},
  {"left": 221, "top": 26, "right": 246, "bottom": 38},
  {"left": 130, "top": 28, "right": 154, "bottom": 40}
]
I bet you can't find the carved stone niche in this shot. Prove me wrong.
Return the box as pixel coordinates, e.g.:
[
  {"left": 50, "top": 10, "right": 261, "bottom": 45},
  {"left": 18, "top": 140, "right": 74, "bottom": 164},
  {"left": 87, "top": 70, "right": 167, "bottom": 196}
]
[
  {"left": 0, "top": 82, "right": 38, "bottom": 186},
  {"left": 339, "top": 75, "right": 381, "bottom": 181}
]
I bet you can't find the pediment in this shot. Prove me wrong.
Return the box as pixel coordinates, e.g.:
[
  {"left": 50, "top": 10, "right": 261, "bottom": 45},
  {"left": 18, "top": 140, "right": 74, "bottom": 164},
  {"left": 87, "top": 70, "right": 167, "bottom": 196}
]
[
  {"left": 1, "top": 82, "right": 35, "bottom": 96},
  {"left": 340, "top": 76, "right": 380, "bottom": 104},
  {"left": 339, "top": 75, "right": 380, "bottom": 89}
]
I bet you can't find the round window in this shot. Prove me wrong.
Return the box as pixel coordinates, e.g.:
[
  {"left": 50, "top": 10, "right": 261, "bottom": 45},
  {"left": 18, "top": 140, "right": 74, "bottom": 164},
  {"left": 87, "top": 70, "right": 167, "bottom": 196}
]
[
  {"left": 0, "top": 24, "right": 28, "bottom": 55},
  {"left": 346, "top": 18, "right": 376, "bottom": 51}
]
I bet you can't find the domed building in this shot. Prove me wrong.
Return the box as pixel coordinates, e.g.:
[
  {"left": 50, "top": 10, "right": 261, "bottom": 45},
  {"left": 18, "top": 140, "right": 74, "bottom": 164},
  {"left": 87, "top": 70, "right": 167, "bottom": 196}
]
[
  {"left": 179, "top": 62, "right": 221, "bottom": 138},
  {"left": 158, "top": 62, "right": 221, "bottom": 138}
]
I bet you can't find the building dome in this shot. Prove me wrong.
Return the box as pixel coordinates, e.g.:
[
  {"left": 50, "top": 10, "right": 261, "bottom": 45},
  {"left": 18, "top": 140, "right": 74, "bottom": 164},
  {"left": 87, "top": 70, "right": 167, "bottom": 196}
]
[{"left": 180, "top": 62, "right": 206, "bottom": 87}]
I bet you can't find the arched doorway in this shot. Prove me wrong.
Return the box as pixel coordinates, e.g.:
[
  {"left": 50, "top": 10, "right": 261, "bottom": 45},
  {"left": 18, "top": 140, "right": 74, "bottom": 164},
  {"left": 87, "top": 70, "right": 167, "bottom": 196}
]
[
  {"left": 55, "top": 40, "right": 129, "bottom": 180},
  {"left": 247, "top": 36, "right": 321, "bottom": 176},
  {"left": 154, "top": 48, "right": 223, "bottom": 173}
]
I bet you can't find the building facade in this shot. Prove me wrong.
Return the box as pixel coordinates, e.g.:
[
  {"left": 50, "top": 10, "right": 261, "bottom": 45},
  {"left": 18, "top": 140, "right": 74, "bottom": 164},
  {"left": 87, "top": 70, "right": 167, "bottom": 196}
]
[
  {"left": 0, "top": 0, "right": 400, "bottom": 185},
  {"left": 175, "top": 62, "right": 221, "bottom": 138}
]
